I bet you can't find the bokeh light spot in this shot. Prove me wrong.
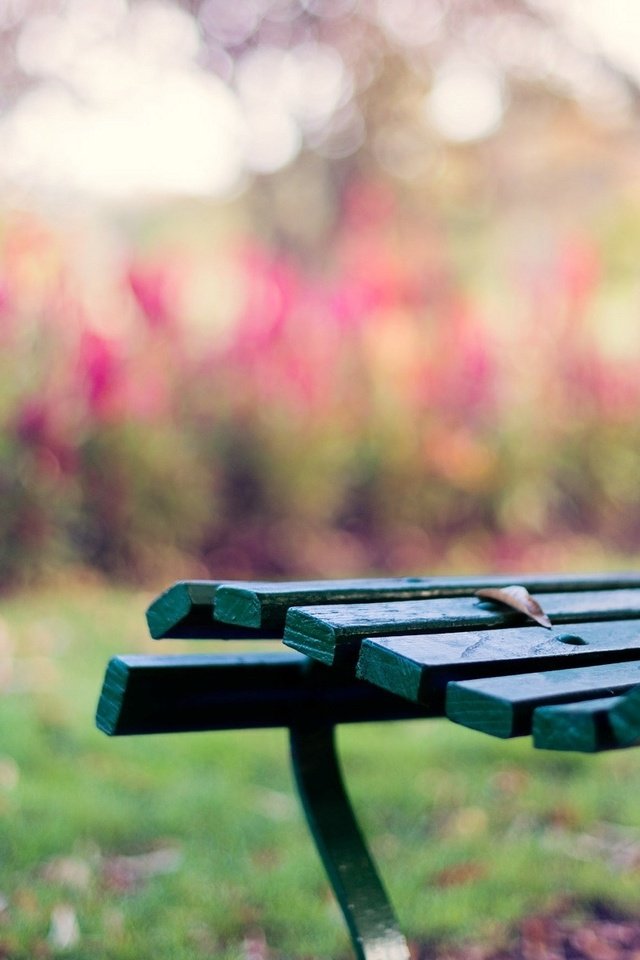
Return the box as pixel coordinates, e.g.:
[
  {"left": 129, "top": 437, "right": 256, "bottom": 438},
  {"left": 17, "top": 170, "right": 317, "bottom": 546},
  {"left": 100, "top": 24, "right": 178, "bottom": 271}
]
[{"left": 425, "top": 63, "right": 505, "bottom": 143}]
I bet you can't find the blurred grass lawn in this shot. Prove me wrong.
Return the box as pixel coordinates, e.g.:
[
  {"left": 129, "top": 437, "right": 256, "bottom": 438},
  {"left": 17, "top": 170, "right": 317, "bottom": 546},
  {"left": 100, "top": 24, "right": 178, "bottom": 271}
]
[{"left": 2, "top": 584, "right": 640, "bottom": 959}]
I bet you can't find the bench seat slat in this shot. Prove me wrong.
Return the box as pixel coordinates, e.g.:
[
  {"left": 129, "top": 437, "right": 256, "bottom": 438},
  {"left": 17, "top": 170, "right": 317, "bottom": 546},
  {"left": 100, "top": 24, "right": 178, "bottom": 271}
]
[
  {"left": 214, "top": 573, "right": 640, "bottom": 632},
  {"left": 284, "top": 590, "right": 640, "bottom": 668},
  {"left": 532, "top": 696, "right": 629, "bottom": 753},
  {"left": 96, "top": 653, "right": 429, "bottom": 736},
  {"left": 145, "top": 581, "right": 270, "bottom": 639},
  {"left": 356, "top": 619, "right": 640, "bottom": 709},
  {"left": 446, "top": 661, "right": 640, "bottom": 739},
  {"left": 607, "top": 683, "right": 640, "bottom": 747}
]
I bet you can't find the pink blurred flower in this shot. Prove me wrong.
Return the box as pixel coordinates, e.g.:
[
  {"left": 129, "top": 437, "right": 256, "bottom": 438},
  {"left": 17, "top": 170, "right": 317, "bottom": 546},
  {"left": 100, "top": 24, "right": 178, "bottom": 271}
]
[
  {"left": 556, "top": 235, "right": 601, "bottom": 308},
  {"left": 77, "top": 330, "right": 124, "bottom": 421},
  {"left": 0, "top": 277, "right": 10, "bottom": 315},
  {"left": 126, "top": 259, "right": 180, "bottom": 330},
  {"left": 231, "top": 244, "right": 300, "bottom": 349}
]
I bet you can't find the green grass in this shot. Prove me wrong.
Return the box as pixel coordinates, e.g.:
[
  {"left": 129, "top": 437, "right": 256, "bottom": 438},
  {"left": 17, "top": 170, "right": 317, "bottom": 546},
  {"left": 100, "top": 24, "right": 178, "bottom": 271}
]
[{"left": 1, "top": 584, "right": 640, "bottom": 958}]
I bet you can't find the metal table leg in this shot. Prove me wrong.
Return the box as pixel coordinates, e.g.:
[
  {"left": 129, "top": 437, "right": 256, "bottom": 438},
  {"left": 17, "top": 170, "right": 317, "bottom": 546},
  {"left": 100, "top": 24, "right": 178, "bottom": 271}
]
[{"left": 289, "top": 723, "right": 411, "bottom": 960}]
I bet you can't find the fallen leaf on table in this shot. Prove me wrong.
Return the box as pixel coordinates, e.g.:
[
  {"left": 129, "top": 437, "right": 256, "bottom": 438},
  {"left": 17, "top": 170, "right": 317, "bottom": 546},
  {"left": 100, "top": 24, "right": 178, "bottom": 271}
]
[{"left": 475, "top": 585, "right": 552, "bottom": 629}]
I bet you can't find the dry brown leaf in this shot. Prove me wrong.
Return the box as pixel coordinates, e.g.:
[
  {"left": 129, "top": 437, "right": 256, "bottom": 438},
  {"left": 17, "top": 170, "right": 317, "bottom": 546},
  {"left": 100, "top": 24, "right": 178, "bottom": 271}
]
[
  {"left": 41, "top": 856, "right": 92, "bottom": 891},
  {"left": 432, "top": 861, "right": 487, "bottom": 888},
  {"left": 242, "top": 927, "right": 270, "bottom": 960},
  {"left": 475, "top": 585, "right": 552, "bottom": 629},
  {"left": 101, "top": 845, "right": 182, "bottom": 892},
  {"left": 411, "top": 902, "right": 640, "bottom": 959}
]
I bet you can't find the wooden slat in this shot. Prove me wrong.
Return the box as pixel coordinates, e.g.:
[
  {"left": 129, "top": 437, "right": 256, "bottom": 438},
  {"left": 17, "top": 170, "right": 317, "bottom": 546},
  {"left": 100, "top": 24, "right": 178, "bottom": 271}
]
[
  {"left": 445, "top": 661, "right": 640, "bottom": 739},
  {"left": 283, "top": 590, "right": 640, "bottom": 668},
  {"left": 356, "top": 619, "right": 640, "bottom": 709},
  {"left": 214, "top": 572, "right": 640, "bottom": 632},
  {"left": 532, "top": 696, "right": 628, "bottom": 753},
  {"left": 96, "top": 652, "right": 429, "bottom": 736},
  {"left": 606, "top": 683, "right": 640, "bottom": 748},
  {"left": 145, "top": 581, "right": 269, "bottom": 639}
]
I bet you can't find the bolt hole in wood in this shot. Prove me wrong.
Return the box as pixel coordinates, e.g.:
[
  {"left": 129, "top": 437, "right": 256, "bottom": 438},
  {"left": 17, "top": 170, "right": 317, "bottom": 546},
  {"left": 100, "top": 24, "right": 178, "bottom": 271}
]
[{"left": 556, "top": 633, "right": 588, "bottom": 646}]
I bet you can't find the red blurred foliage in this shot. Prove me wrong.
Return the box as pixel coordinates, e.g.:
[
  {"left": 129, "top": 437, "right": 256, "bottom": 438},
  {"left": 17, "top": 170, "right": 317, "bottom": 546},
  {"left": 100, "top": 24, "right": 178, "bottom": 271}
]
[
  {"left": 77, "top": 331, "right": 124, "bottom": 421},
  {"left": 1, "top": 181, "right": 640, "bottom": 583},
  {"left": 127, "top": 259, "right": 180, "bottom": 331}
]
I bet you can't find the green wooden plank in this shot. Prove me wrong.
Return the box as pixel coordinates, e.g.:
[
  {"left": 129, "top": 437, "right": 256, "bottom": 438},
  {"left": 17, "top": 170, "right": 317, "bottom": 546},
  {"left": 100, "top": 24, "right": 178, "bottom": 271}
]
[
  {"left": 214, "top": 572, "right": 640, "bottom": 632},
  {"left": 283, "top": 589, "right": 640, "bottom": 668},
  {"left": 145, "top": 581, "right": 270, "bottom": 639},
  {"left": 96, "top": 652, "right": 429, "bottom": 736},
  {"left": 532, "top": 696, "right": 627, "bottom": 752},
  {"left": 446, "top": 660, "right": 640, "bottom": 739},
  {"left": 608, "top": 684, "right": 640, "bottom": 747},
  {"left": 356, "top": 618, "right": 640, "bottom": 709}
]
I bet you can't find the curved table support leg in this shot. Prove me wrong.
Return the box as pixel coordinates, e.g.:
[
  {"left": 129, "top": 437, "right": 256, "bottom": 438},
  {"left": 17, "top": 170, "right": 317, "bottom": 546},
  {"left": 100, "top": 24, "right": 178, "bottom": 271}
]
[{"left": 289, "top": 723, "right": 411, "bottom": 960}]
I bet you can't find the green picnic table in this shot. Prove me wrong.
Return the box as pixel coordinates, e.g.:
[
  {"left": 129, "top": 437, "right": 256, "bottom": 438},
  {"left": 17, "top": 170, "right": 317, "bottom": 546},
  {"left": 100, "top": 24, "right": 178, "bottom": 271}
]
[{"left": 96, "top": 572, "right": 640, "bottom": 960}]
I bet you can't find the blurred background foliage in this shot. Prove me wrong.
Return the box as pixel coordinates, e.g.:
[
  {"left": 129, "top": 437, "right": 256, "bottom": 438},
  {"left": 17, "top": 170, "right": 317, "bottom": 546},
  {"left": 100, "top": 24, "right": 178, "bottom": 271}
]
[{"left": 1, "top": 0, "right": 640, "bottom": 585}]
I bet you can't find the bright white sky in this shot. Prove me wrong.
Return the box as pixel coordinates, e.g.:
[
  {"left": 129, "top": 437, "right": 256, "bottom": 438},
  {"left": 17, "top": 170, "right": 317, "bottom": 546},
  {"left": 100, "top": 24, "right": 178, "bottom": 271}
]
[
  {"left": 0, "top": 0, "right": 638, "bottom": 203},
  {"left": 0, "top": 0, "right": 350, "bottom": 201},
  {"left": 560, "top": 0, "right": 640, "bottom": 82}
]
